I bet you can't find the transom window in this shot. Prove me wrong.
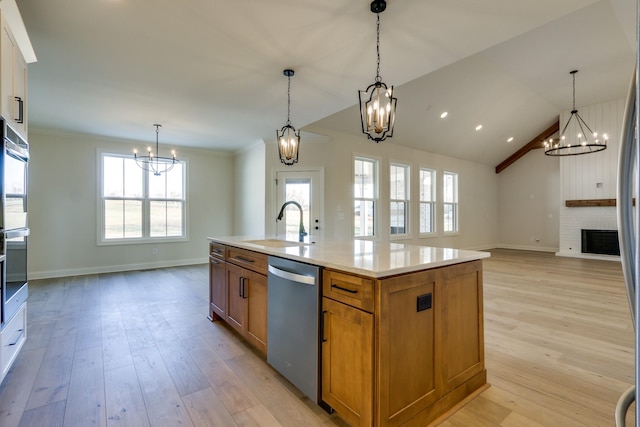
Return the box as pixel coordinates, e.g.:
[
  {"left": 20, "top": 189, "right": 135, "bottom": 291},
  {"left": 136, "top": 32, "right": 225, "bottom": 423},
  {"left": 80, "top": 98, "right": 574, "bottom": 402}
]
[
  {"left": 443, "top": 171, "right": 458, "bottom": 233},
  {"left": 354, "top": 157, "right": 378, "bottom": 238},
  {"left": 419, "top": 168, "right": 435, "bottom": 234},
  {"left": 100, "top": 153, "right": 186, "bottom": 242},
  {"left": 390, "top": 163, "right": 409, "bottom": 236}
]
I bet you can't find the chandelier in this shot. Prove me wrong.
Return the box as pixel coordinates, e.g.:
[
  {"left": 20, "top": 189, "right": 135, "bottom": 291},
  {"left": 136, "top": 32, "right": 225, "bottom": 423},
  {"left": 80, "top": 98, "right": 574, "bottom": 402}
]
[
  {"left": 359, "top": 0, "right": 397, "bottom": 143},
  {"left": 544, "top": 70, "right": 607, "bottom": 156},
  {"left": 277, "top": 69, "right": 300, "bottom": 166},
  {"left": 134, "top": 124, "right": 177, "bottom": 176}
]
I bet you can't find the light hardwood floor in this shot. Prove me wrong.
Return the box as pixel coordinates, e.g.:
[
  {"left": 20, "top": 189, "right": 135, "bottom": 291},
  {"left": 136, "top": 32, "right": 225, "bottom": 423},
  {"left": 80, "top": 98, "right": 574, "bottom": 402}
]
[{"left": 0, "top": 249, "right": 634, "bottom": 426}]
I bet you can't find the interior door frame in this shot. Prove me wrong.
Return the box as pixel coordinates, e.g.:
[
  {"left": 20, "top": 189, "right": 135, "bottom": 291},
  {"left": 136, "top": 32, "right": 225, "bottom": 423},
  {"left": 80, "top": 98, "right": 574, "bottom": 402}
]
[{"left": 270, "top": 167, "right": 325, "bottom": 239}]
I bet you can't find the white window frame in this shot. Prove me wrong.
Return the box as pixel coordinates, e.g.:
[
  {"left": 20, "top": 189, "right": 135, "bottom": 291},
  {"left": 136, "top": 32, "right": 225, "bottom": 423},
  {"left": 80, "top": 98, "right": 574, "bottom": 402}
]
[
  {"left": 389, "top": 162, "right": 410, "bottom": 238},
  {"left": 419, "top": 167, "right": 436, "bottom": 236},
  {"left": 443, "top": 171, "right": 459, "bottom": 234},
  {"left": 354, "top": 156, "right": 378, "bottom": 239},
  {"left": 98, "top": 150, "right": 188, "bottom": 245}
]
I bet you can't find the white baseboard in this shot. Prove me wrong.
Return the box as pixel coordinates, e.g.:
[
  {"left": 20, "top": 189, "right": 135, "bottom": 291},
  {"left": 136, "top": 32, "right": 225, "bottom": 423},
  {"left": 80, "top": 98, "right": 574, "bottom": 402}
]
[
  {"left": 29, "top": 257, "right": 209, "bottom": 280},
  {"left": 554, "top": 251, "right": 620, "bottom": 262},
  {"left": 462, "top": 244, "right": 496, "bottom": 251},
  {"left": 493, "top": 244, "right": 558, "bottom": 253}
]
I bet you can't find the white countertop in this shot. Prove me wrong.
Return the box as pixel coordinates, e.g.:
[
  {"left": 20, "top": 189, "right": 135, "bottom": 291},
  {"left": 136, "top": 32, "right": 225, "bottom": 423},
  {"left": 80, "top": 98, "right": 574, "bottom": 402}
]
[{"left": 208, "top": 235, "right": 490, "bottom": 278}]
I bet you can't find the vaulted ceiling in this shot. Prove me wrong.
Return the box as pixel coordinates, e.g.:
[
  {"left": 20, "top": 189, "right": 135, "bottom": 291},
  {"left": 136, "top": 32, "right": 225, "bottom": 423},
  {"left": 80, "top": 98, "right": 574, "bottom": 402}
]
[{"left": 17, "top": 0, "right": 636, "bottom": 166}]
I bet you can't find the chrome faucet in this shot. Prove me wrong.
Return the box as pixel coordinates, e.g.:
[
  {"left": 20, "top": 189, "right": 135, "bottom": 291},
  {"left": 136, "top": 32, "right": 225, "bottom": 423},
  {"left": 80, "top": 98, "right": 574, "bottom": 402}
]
[{"left": 276, "top": 201, "right": 308, "bottom": 242}]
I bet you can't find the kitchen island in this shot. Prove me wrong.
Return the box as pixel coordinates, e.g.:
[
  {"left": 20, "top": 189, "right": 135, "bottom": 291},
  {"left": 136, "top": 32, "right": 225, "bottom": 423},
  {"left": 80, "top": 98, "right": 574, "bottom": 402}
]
[{"left": 207, "top": 236, "right": 490, "bottom": 427}]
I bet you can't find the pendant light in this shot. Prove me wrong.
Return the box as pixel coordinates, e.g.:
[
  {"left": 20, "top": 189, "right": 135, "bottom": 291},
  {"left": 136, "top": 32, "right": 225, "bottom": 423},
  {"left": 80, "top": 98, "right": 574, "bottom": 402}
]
[
  {"left": 359, "top": 0, "right": 397, "bottom": 143},
  {"left": 277, "top": 69, "right": 301, "bottom": 166},
  {"left": 543, "top": 70, "right": 607, "bottom": 156},
  {"left": 134, "top": 124, "right": 178, "bottom": 176}
]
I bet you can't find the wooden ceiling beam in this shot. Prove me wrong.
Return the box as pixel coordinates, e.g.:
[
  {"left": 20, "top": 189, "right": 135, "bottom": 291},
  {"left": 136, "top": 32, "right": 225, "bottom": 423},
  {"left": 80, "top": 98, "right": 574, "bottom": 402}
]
[{"left": 495, "top": 120, "right": 560, "bottom": 174}]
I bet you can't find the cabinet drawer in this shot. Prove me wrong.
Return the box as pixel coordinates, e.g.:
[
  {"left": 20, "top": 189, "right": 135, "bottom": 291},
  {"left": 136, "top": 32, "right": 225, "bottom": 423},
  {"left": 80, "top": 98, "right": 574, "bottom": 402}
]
[
  {"left": 1, "top": 302, "right": 26, "bottom": 381},
  {"left": 323, "top": 270, "right": 374, "bottom": 313},
  {"left": 209, "top": 242, "right": 226, "bottom": 260},
  {"left": 227, "top": 246, "right": 268, "bottom": 275}
]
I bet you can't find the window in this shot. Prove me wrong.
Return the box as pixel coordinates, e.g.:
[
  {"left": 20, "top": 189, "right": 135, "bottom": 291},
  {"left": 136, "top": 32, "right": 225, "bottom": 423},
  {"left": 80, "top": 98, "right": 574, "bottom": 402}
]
[
  {"left": 354, "top": 157, "right": 378, "bottom": 238},
  {"left": 443, "top": 171, "right": 458, "bottom": 233},
  {"left": 419, "top": 168, "right": 435, "bottom": 234},
  {"left": 101, "top": 153, "right": 185, "bottom": 242},
  {"left": 390, "top": 163, "right": 409, "bottom": 236}
]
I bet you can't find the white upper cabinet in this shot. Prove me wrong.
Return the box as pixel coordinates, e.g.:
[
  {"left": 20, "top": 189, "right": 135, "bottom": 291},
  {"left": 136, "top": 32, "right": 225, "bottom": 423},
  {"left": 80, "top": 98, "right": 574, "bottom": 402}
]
[{"left": 0, "top": 12, "right": 27, "bottom": 139}]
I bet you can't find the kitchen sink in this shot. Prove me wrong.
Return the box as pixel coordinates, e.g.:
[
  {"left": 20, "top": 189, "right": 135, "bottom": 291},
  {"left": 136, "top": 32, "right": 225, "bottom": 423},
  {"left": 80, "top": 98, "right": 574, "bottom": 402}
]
[{"left": 244, "top": 239, "right": 310, "bottom": 248}]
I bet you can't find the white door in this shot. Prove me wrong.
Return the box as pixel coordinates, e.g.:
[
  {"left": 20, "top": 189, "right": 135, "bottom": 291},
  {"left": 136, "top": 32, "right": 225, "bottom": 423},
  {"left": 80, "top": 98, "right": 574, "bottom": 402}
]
[{"left": 275, "top": 169, "right": 324, "bottom": 241}]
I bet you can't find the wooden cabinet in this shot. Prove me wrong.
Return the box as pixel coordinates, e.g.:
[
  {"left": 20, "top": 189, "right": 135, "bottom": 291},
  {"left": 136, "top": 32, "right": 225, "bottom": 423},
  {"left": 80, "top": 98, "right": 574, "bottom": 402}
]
[
  {"left": 321, "top": 296, "right": 373, "bottom": 427},
  {"left": 209, "top": 242, "right": 227, "bottom": 320},
  {"left": 436, "top": 260, "right": 485, "bottom": 394},
  {"left": 226, "top": 263, "right": 267, "bottom": 353},
  {"left": 0, "top": 12, "right": 27, "bottom": 139},
  {"left": 208, "top": 242, "right": 268, "bottom": 355},
  {"left": 321, "top": 261, "right": 486, "bottom": 427},
  {"left": 322, "top": 270, "right": 375, "bottom": 427}
]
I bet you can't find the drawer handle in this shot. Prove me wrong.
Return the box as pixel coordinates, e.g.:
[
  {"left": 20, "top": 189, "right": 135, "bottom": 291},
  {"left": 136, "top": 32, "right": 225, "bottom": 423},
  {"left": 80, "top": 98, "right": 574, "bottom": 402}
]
[
  {"left": 210, "top": 258, "right": 220, "bottom": 265},
  {"left": 211, "top": 249, "right": 222, "bottom": 255},
  {"left": 9, "top": 328, "right": 24, "bottom": 346},
  {"left": 234, "top": 256, "right": 255, "bottom": 263},
  {"left": 321, "top": 310, "right": 328, "bottom": 343},
  {"left": 331, "top": 284, "right": 358, "bottom": 294}
]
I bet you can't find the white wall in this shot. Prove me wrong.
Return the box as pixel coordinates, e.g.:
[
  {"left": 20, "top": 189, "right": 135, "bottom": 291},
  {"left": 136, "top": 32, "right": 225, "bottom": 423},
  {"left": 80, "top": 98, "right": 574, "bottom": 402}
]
[
  {"left": 558, "top": 99, "right": 624, "bottom": 259},
  {"left": 233, "top": 141, "right": 266, "bottom": 236},
  {"left": 497, "top": 148, "right": 560, "bottom": 251},
  {"left": 264, "top": 128, "right": 499, "bottom": 250},
  {"left": 28, "top": 129, "right": 234, "bottom": 279}
]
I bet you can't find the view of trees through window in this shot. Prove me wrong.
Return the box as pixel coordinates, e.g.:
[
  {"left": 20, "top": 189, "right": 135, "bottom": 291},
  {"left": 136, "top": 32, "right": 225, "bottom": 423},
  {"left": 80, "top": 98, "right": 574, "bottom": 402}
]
[
  {"left": 282, "top": 179, "right": 310, "bottom": 240},
  {"left": 354, "top": 157, "right": 377, "bottom": 237},
  {"left": 443, "top": 171, "right": 458, "bottom": 233},
  {"left": 102, "top": 154, "right": 185, "bottom": 240},
  {"left": 353, "top": 160, "right": 458, "bottom": 238},
  {"left": 420, "top": 168, "right": 435, "bottom": 234},
  {"left": 390, "top": 163, "right": 409, "bottom": 235}
]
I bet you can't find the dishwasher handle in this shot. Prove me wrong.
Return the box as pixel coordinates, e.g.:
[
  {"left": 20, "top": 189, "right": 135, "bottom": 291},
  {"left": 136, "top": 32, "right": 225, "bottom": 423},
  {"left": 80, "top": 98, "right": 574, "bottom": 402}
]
[{"left": 268, "top": 264, "right": 317, "bottom": 286}]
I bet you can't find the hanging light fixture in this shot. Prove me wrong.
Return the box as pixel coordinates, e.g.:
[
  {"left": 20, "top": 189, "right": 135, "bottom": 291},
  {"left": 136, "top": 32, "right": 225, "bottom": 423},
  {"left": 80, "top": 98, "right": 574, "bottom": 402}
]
[
  {"left": 277, "top": 69, "right": 300, "bottom": 166},
  {"left": 359, "top": 0, "right": 397, "bottom": 143},
  {"left": 544, "top": 70, "right": 607, "bottom": 156},
  {"left": 134, "top": 124, "right": 177, "bottom": 176}
]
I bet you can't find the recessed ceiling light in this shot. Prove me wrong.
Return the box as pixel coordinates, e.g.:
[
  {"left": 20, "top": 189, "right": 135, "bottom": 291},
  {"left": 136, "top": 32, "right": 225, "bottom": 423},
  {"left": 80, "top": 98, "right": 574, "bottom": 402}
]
[
  {"left": 507, "top": 137, "right": 514, "bottom": 142},
  {"left": 475, "top": 125, "right": 483, "bottom": 131},
  {"left": 440, "top": 112, "right": 448, "bottom": 119}
]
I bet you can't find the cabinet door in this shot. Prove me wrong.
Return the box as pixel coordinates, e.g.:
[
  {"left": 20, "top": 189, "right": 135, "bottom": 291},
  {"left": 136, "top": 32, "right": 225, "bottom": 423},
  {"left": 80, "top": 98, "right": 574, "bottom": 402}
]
[
  {"left": 0, "top": 15, "right": 27, "bottom": 139},
  {"left": 377, "top": 270, "right": 438, "bottom": 425},
  {"left": 321, "top": 297, "right": 373, "bottom": 427},
  {"left": 209, "top": 257, "right": 226, "bottom": 320},
  {"left": 1, "top": 18, "right": 14, "bottom": 123},
  {"left": 225, "top": 263, "right": 246, "bottom": 335},
  {"left": 244, "top": 269, "right": 267, "bottom": 354},
  {"left": 12, "top": 47, "right": 26, "bottom": 136},
  {"left": 436, "top": 260, "right": 484, "bottom": 393}
]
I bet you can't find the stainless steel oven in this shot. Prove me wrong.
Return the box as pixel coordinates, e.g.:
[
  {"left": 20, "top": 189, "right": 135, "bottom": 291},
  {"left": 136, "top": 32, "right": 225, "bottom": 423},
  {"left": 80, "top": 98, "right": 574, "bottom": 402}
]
[
  {"left": 1, "top": 121, "right": 28, "bottom": 231},
  {"left": 0, "top": 121, "right": 29, "bottom": 325}
]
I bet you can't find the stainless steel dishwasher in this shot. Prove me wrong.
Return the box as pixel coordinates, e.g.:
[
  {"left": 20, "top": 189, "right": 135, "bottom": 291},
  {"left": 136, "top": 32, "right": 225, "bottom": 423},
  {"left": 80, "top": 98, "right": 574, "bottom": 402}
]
[{"left": 267, "top": 256, "right": 321, "bottom": 403}]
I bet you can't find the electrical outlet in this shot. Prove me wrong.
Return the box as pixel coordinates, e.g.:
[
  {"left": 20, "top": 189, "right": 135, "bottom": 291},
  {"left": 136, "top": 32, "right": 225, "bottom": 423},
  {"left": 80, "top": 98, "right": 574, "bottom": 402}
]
[
  {"left": 152, "top": 248, "right": 158, "bottom": 255},
  {"left": 417, "top": 293, "right": 432, "bottom": 312}
]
